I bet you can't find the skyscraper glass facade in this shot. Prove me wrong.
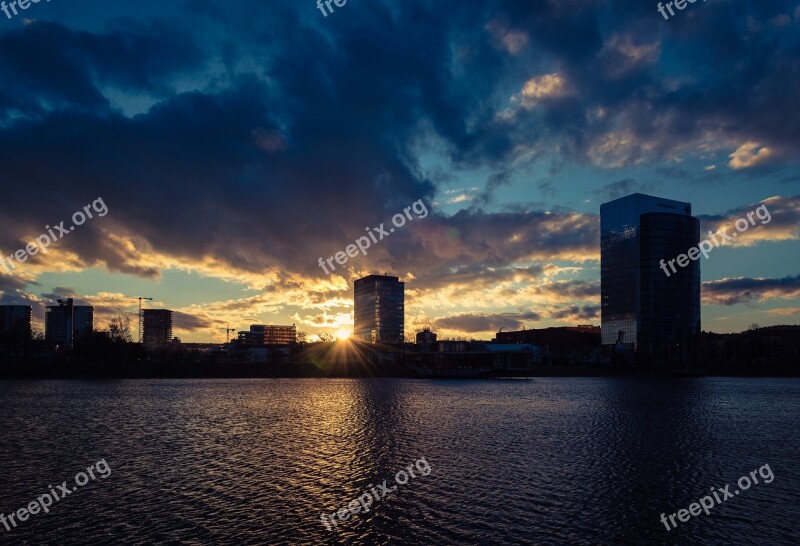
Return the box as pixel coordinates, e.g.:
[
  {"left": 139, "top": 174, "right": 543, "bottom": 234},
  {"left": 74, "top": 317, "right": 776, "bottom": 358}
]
[
  {"left": 601, "top": 193, "right": 700, "bottom": 357},
  {"left": 640, "top": 212, "right": 701, "bottom": 357},
  {"left": 354, "top": 275, "right": 404, "bottom": 344}
]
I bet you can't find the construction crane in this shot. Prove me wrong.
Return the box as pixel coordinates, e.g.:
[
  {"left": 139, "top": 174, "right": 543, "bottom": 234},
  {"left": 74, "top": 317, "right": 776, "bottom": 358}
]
[
  {"left": 222, "top": 324, "right": 236, "bottom": 343},
  {"left": 132, "top": 296, "right": 153, "bottom": 343}
]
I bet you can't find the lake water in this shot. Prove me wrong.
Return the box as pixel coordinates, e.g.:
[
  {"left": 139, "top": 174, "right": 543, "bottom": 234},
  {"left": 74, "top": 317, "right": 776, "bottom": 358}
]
[{"left": 0, "top": 378, "right": 798, "bottom": 545}]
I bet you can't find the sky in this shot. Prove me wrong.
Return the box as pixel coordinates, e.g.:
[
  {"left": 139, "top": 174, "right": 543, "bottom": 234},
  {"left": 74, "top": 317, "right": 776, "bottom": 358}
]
[{"left": 0, "top": 0, "right": 798, "bottom": 342}]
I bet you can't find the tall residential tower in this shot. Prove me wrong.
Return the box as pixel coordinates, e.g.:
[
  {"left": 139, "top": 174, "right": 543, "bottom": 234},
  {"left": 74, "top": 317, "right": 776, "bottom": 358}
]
[
  {"left": 45, "top": 298, "right": 94, "bottom": 348},
  {"left": 0, "top": 305, "right": 32, "bottom": 342}
]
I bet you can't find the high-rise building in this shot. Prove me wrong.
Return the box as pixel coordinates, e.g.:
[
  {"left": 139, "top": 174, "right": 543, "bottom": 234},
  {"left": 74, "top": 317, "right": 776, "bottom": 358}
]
[
  {"left": 354, "top": 274, "right": 404, "bottom": 343},
  {"left": 45, "top": 299, "right": 93, "bottom": 347},
  {"left": 0, "top": 305, "right": 32, "bottom": 342},
  {"left": 142, "top": 309, "right": 173, "bottom": 345},
  {"left": 600, "top": 193, "right": 700, "bottom": 359},
  {"left": 238, "top": 324, "right": 296, "bottom": 345}
]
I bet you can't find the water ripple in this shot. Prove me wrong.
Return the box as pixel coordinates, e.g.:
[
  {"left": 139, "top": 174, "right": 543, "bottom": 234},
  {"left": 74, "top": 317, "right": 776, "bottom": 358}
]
[{"left": 0, "top": 378, "right": 797, "bottom": 545}]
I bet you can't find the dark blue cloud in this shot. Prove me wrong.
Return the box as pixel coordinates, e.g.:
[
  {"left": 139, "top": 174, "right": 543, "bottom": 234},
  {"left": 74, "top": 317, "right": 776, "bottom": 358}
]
[
  {"left": 0, "top": 20, "right": 202, "bottom": 119},
  {"left": 703, "top": 274, "right": 800, "bottom": 306},
  {"left": 0, "top": 0, "right": 797, "bottom": 288}
]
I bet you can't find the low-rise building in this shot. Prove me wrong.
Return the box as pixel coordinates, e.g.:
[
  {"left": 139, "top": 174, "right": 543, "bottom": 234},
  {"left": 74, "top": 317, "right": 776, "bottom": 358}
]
[{"left": 237, "top": 324, "right": 296, "bottom": 346}]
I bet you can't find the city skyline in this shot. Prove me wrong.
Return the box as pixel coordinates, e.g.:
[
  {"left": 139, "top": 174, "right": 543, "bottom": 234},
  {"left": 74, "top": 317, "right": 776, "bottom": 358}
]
[
  {"left": 0, "top": 1, "right": 798, "bottom": 343},
  {"left": 0, "top": 4, "right": 798, "bottom": 546},
  {"left": 0, "top": 187, "right": 796, "bottom": 343}
]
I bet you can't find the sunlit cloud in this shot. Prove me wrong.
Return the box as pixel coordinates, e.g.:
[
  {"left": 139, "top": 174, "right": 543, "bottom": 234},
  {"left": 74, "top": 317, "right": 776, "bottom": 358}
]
[{"left": 729, "top": 142, "right": 774, "bottom": 169}]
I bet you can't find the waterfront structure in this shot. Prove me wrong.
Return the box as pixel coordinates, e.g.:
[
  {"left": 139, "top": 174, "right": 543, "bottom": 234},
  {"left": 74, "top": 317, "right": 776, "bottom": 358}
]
[
  {"left": 495, "top": 326, "right": 601, "bottom": 365},
  {"left": 354, "top": 274, "right": 404, "bottom": 344},
  {"left": 238, "top": 324, "right": 296, "bottom": 346},
  {"left": 600, "top": 193, "right": 700, "bottom": 359},
  {"left": 0, "top": 305, "right": 32, "bottom": 342},
  {"left": 142, "top": 309, "right": 173, "bottom": 345},
  {"left": 406, "top": 340, "right": 539, "bottom": 377},
  {"left": 45, "top": 298, "right": 93, "bottom": 348},
  {"left": 496, "top": 325, "right": 600, "bottom": 347}
]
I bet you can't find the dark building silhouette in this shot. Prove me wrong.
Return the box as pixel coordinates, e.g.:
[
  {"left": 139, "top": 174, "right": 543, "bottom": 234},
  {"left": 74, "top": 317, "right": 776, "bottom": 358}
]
[
  {"left": 496, "top": 325, "right": 600, "bottom": 347},
  {"left": 237, "top": 331, "right": 263, "bottom": 346},
  {"left": 639, "top": 212, "right": 701, "bottom": 357},
  {"left": 415, "top": 327, "right": 437, "bottom": 352},
  {"left": 354, "top": 274, "right": 404, "bottom": 343},
  {"left": 0, "top": 305, "right": 32, "bottom": 342},
  {"left": 601, "top": 193, "right": 700, "bottom": 359},
  {"left": 407, "top": 339, "right": 539, "bottom": 377},
  {"left": 45, "top": 298, "right": 93, "bottom": 348},
  {"left": 143, "top": 309, "right": 173, "bottom": 345},
  {"left": 495, "top": 326, "right": 600, "bottom": 364},
  {"left": 416, "top": 327, "right": 437, "bottom": 347}
]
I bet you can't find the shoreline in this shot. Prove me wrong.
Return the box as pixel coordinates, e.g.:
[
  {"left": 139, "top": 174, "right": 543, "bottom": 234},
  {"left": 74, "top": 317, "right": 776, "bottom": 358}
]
[{"left": 0, "top": 361, "right": 797, "bottom": 380}]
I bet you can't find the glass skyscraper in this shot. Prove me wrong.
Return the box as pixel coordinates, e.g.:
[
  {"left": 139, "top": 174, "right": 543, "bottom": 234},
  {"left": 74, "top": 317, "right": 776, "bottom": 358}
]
[
  {"left": 354, "top": 274, "right": 404, "bottom": 344},
  {"left": 600, "top": 193, "right": 700, "bottom": 359}
]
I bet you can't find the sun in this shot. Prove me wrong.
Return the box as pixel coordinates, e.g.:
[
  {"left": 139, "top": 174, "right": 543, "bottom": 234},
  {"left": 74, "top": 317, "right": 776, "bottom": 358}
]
[{"left": 336, "top": 329, "right": 351, "bottom": 340}]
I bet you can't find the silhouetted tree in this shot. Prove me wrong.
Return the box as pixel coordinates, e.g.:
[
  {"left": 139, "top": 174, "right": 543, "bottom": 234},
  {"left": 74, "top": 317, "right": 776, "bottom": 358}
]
[{"left": 109, "top": 315, "right": 133, "bottom": 343}]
